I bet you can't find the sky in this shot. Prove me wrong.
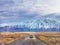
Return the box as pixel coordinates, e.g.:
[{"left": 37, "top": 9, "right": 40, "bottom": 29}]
[{"left": 0, "top": 0, "right": 60, "bottom": 24}]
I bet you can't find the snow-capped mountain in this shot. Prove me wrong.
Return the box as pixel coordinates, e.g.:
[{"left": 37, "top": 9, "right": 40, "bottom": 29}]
[
  {"left": 28, "top": 18, "right": 60, "bottom": 29},
  {"left": 0, "top": 13, "right": 60, "bottom": 32}
]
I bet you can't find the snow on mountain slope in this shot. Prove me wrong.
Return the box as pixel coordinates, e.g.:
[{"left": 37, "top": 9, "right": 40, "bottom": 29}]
[
  {"left": 0, "top": 13, "right": 60, "bottom": 29},
  {"left": 29, "top": 18, "right": 60, "bottom": 29}
]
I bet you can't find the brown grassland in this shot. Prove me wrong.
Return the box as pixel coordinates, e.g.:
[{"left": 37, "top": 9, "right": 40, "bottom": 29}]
[{"left": 0, "top": 32, "right": 60, "bottom": 45}]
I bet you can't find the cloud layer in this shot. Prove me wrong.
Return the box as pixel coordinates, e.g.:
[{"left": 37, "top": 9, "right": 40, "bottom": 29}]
[{"left": 0, "top": 0, "right": 60, "bottom": 23}]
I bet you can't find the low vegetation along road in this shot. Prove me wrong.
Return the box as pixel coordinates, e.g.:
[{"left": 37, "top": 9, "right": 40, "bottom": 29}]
[
  {"left": 0, "top": 32, "right": 60, "bottom": 45},
  {"left": 8, "top": 35, "right": 48, "bottom": 45}
]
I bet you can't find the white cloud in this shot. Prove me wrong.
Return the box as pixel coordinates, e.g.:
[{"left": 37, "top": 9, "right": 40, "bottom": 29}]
[
  {"left": 12, "top": 0, "right": 60, "bottom": 15},
  {"left": 1, "top": 0, "right": 60, "bottom": 17}
]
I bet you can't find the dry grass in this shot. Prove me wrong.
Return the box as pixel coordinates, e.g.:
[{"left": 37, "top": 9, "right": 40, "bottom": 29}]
[
  {"left": 0, "top": 32, "right": 60, "bottom": 45},
  {"left": 0, "top": 32, "right": 29, "bottom": 44}
]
